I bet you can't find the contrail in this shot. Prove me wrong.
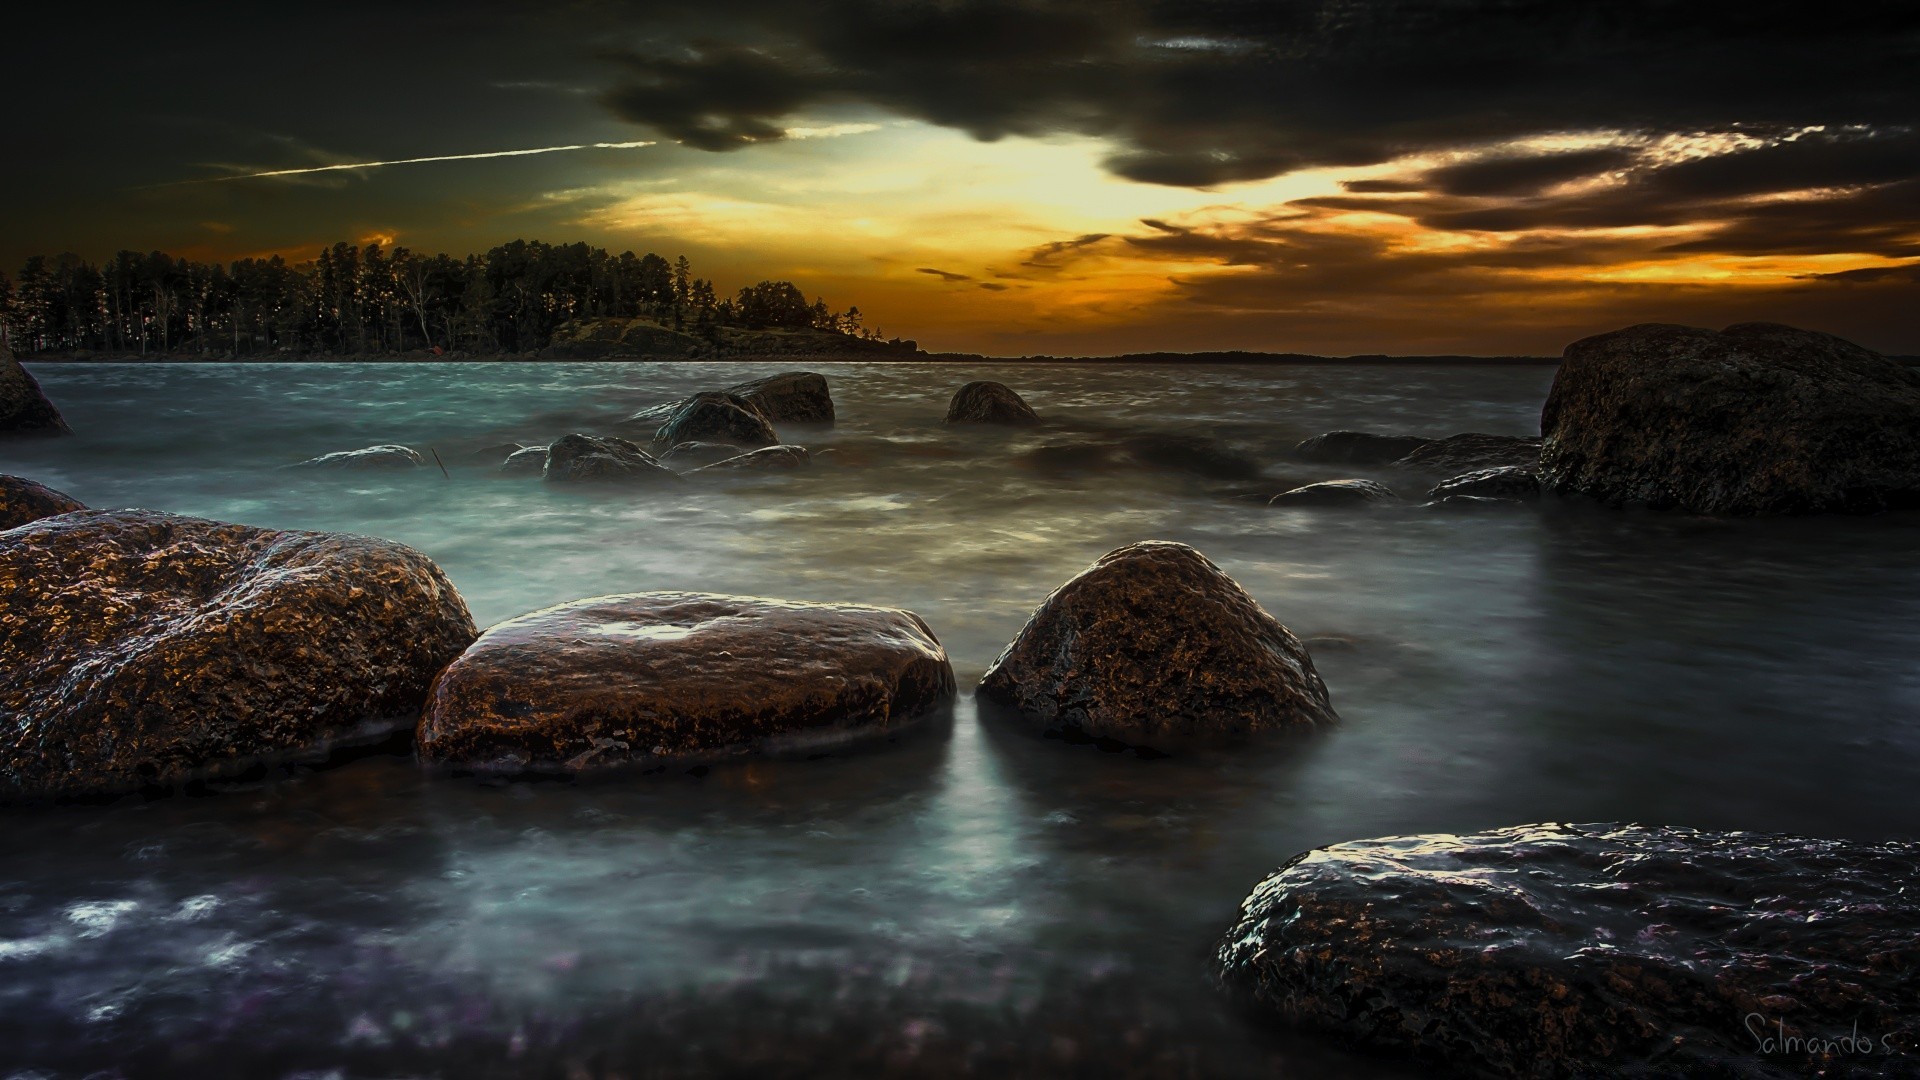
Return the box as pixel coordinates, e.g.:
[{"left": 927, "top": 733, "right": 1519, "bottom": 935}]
[{"left": 188, "top": 140, "right": 658, "bottom": 183}]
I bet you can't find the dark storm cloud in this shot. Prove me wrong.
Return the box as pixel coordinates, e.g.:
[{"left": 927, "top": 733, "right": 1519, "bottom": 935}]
[{"left": 1419, "top": 148, "right": 1641, "bottom": 197}]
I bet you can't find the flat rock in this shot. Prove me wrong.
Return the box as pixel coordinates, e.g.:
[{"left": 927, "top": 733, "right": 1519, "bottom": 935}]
[
  {"left": 499, "top": 445, "right": 549, "bottom": 476},
  {"left": 1269, "top": 479, "right": 1398, "bottom": 507},
  {"left": 1390, "top": 433, "right": 1541, "bottom": 473},
  {"left": 416, "top": 592, "right": 956, "bottom": 774},
  {"left": 1541, "top": 322, "right": 1920, "bottom": 514},
  {"left": 1293, "top": 431, "right": 1431, "bottom": 465},
  {"left": 689, "top": 445, "right": 812, "bottom": 473},
  {"left": 543, "top": 434, "right": 679, "bottom": 484},
  {"left": 658, "top": 441, "right": 748, "bottom": 470},
  {"left": 1, "top": 475, "right": 86, "bottom": 530},
  {"left": 653, "top": 392, "right": 779, "bottom": 449},
  {"left": 1424, "top": 465, "right": 1540, "bottom": 502},
  {"left": 287, "top": 444, "right": 424, "bottom": 470},
  {"left": 0, "top": 349, "right": 71, "bottom": 436},
  {"left": 726, "top": 371, "right": 835, "bottom": 425},
  {"left": 0, "top": 510, "right": 476, "bottom": 800},
  {"left": 1216, "top": 822, "right": 1920, "bottom": 1079},
  {"left": 978, "top": 541, "right": 1335, "bottom": 750},
  {"left": 944, "top": 381, "right": 1040, "bottom": 426}
]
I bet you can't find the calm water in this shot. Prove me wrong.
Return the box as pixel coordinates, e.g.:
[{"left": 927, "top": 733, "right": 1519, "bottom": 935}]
[{"left": 3, "top": 361, "right": 1918, "bottom": 1077}]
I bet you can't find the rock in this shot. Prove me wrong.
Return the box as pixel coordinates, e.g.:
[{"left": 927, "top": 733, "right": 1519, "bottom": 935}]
[
  {"left": 653, "top": 392, "right": 779, "bottom": 450},
  {"left": 727, "top": 371, "right": 835, "bottom": 425},
  {"left": 1293, "top": 431, "right": 1430, "bottom": 465},
  {"left": 1115, "top": 434, "right": 1264, "bottom": 480},
  {"left": 978, "top": 541, "right": 1335, "bottom": 750},
  {"left": 1268, "top": 479, "right": 1398, "bottom": 507},
  {"left": 465, "top": 442, "right": 525, "bottom": 466},
  {"left": 0, "top": 348, "right": 71, "bottom": 436},
  {"left": 1423, "top": 494, "right": 1522, "bottom": 512},
  {"left": 944, "top": 381, "right": 1040, "bottom": 426},
  {"left": 1, "top": 475, "right": 86, "bottom": 531},
  {"left": 1390, "top": 433, "right": 1541, "bottom": 473},
  {"left": 1215, "top": 822, "right": 1920, "bottom": 1079},
  {"left": 689, "top": 445, "right": 812, "bottom": 473},
  {"left": 0, "top": 510, "right": 477, "bottom": 801},
  {"left": 499, "top": 445, "right": 549, "bottom": 476},
  {"left": 1541, "top": 322, "right": 1920, "bottom": 514},
  {"left": 657, "top": 441, "right": 748, "bottom": 470},
  {"left": 416, "top": 592, "right": 956, "bottom": 774},
  {"left": 287, "top": 444, "right": 424, "bottom": 470},
  {"left": 1424, "top": 465, "right": 1540, "bottom": 502},
  {"left": 1012, "top": 441, "right": 1124, "bottom": 475},
  {"left": 542, "top": 434, "right": 680, "bottom": 484}
]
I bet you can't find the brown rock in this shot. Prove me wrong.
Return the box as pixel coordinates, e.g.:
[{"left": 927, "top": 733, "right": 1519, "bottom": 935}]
[
  {"left": 417, "top": 592, "right": 956, "bottom": 774},
  {"left": 0, "top": 474, "right": 86, "bottom": 530},
  {"left": 0, "top": 347, "right": 72, "bottom": 436},
  {"left": 0, "top": 510, "right": 476, "bottom": 801},
  {"left": 978, "top": 541, "right": 1335, "bottom": 750},
  {"left": 944, "top": 381, "right": 1040, "bottom": 426}
]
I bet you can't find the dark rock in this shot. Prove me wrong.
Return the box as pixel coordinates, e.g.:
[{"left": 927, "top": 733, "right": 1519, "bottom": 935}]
[
  {"left": 1215, "top": 822, "right": 1920, "bottom": 1079},
  {"left": 1541, "top": 322, "right": 1920, "bottom": 514},
  {"left": 542, "top": 434, "right": 679, "bottom": 484},
  {"left": 0, "top": 348, "right": 71, "bottom": 436},
  {"left": 944, "top": 381, "right": 1040, "bottom": 426},
  {"left": 1116, "top": 434, "right": 1264, "bottom": 480},
  {"left": 499, "top": 445, "right": 549, "bottom": 476},
  {"left": 1, "top": 475, "right": 86, "bottom": 531},
  {"left": 689, "top": 445, "right": 812, "bottom": 473},
  {"left": 978, "top": 541, "right": 1335, "bottom": 750},
  {"left": 1424, "top": 465, "right": 1540, "bottom": 502},
  {"left": 1390, "top": 432, "right": 1541, "bottom": 473},
  {"left": 658, "top": 441, "right": 748, "bottom": 470},
  {"left": 727, "top": 371, "right": 835, "bottom": 425},
  {"left": 0, "top": 510, "right": 477, "bottom": 801},
  {"left": 465, "top": 442, "right": 525, "bottom": 466},
  {"left": 1268, "top": 479, "right": 1398, "bottom": 507},
  {"left": 653, "top": 392, "right": 779, "bottom": 450},
  {"left": 1293, "top": 431, "right": 1430, "bottom": 465},
  {"left": 416, "top": 592, "right": 956, "bottom": 774},
  {"left": 287, "top": 444, "right": 424, "bottom": 470},
  {"left": 1423, "top": 494, "right": 1522, "bottom": 512}
]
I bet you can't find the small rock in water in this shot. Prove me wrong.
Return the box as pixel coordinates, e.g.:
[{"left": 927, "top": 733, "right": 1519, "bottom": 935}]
[
  {"left": 286, "top": 444, "right": 424, "bottom": 470},
  {"left": 979, "top": 540, "right": 1335, "bottom": 751},
  {"left": 1115, "top": 434, "right": 1264, "bottom": 480},
  {"left": 0, "top": 347, "right": 71, "bottom": 436},
  {"left": 1, "top": 474, "right": 86, "bottom": 530},
  {"left": 1268, "top": 479, "right": 1398, "bottom": 507},
  {"left": 1424, "top": 465, "right": 1540, "bottom": 502},
  {"left": 658, "top": 441, "right": 750, "bottom": 470},
  {"left": 499, "top": 445, "right": 549, "bottom": 476},
  {"left": 944, "top": 381, "right": 1041, "bottom": 426},
  {"left": 1216, "top": 822, "right": 1920, "bottom": 1078},
  {"left": 652, "top": 392, "right": 779, "bottom": 450},
  {"left": 543, "top": 434, "right": 679, "bottom": 484},
  {"left": 465, "top": 442, "right": 525, "bottom": 466},
  {"left": 689, "top": 445, "right": 812, "bottom": 473},
  {"left": 1389, "top": 432, "right": 1541, "bottom": 473},
  {"left": 416, "top": 592, "right": 956, "bottom": 775},
  {"left": 1292, "top": 430, "right": 1431, "bottom": 465}
]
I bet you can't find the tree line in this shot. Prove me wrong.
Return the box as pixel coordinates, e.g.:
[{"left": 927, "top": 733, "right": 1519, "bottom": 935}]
[{"left": 0, "top": 240, "right": 880, "bottom": 356}]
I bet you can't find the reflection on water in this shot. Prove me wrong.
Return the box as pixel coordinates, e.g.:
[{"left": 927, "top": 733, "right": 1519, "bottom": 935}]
[{"left": 2, "top": 361, "right": 1918, "bottom": 1075}]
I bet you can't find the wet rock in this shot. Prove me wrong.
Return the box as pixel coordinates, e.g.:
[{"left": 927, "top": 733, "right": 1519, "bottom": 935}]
[
  {"left": 0, "top": 510, "right": 477, "bottom": 800},
  {"left": 287, "top": 444, "right": 425, "bottom": 470},
  {"left": 543, "top": 434, "right": 679, "bottom": 484},
  {"left": 658, "top": 441, "right": 748, "bottom": 470},
  {"left": 1390, "top": 433, "right": 1541, "bottom": 473},
  {"left": 653, "top": 392, "right": 779, "bottom": 450},
  {"left": 727, "top": 371, "right": 835, "bottom": 425},
  {"left": 1541, "top": 322, "right": 1920, "bottom": 514},
  {"left": 1293, "top": 431, "right": 1430, "bottom": 465},
  {"left": 689, "top": 445, "right": 812, "bottom": 473},
  {"left": 1116, "top": 434, "right": 1264, "bottom": 480},
  {"left": 1216, "top": 822, "right": 1920, "bottom": 1079},
  {"left": 465, "top": 442, "right": 525, "bottom": 466},
  {"left": 499, "top": 445, "right": 549, "bottom": 476},
  {"left": 1, "top": 475, "right": 86, "bottom": 530},
  {"left": 0, "top": 348, "right": 71, "bottom": 436},
  {"left": 1424, "top": 465, "right": 1540, "bottom": 502},
  {"left": 945, "top": 381, "right": 1041, "bottom": 426},
  {"left": 979, "top": 541, "right": 1335, "bottom": 750},
  {"left": 417, "top": 592, "right": 956, "bottom": 774},
  {"left": 1423, "top": 494, "right": 1522, "bottom": 512},
  {"left": 1268, "top": 479, "right": 1398, "bottom": 507}
]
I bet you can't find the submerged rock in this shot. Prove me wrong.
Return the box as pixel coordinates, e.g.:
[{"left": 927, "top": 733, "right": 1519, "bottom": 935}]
[
  {"left": 1115, "top": 434, "right": 1264, "bottom": 480},
  {"left": 0, "top": 348, "right": 71, "bottom": 436},
  {"left": 465, "top": 442, "right": 525, "bottom": 466},
  {"left": 1390, "top": 433, "right": 1541, "bottom": 473},
  {"left": 1216, "top": 822, "right": 1920, "bottom": 1079},
  {"left": 499, "top": 445, "right": 549, "bottom": 476},
  {"left": 1293, "top": 431, "right": 1430, "bottom": 465},
  {"left": 1541, "top": 322, "right": 1920, "bottom": 514},
  {"left": 658, "top": 440, "right": 748, "bottom": 470},
  {"left": 979, "top": 541, "right": 1334, "bottom": 750},
  {"left": 653, "top": 392, "right": 779, "bottom": 450},
  {"left": 689, "top": 445, "right": 812, "bottom": 473},
  {"left": 944, "top": 381, "right": 1041, "bottom": 426},
  {"left": 1424, "top": 465, "right": 1540, "bottom": 502},
  {"left": 0, "top": 510, "right": 476, "bottom": 801},
  {"left": 417, "top": 592, "right": 956, "bottom": 774},
  {"left": 543, "top": 434, "right": 679, "bottom": 484},
  {"left": 1268, "top": 479, "right": 1398, "bottom": 507},
  {"left": 0, "top": 475, "right": 86, "bottom": 530},
  {"left": 726, "top": 371, "right": 835, "bottom": 425},
  {"left": 287, "top": 444, "right": 424, "bottom": 470}
]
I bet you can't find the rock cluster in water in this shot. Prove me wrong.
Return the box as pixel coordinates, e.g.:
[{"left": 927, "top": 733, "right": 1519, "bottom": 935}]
[
  {"left": 1216, "top": 822, "right": 1920, "bottom": 1078},
  {"left": 417, "top": 592, "right": 955, "bottom": 774},
  {"left": 944, "top": 381, "right": 1041, "bottom": 426},
  {"left": 0, "top": 510, "right": 476, "bottom": 800},
  {"left": 0, "top": 474, "right": 85, "bottom": 529},
  {"left": 0, "top": 348, "right": 71, "bottom": 436}
]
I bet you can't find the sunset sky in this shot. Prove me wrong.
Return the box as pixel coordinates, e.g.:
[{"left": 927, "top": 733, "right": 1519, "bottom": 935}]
[{"left": 9, "top": 1, "right": 1917, "bottom": 356}]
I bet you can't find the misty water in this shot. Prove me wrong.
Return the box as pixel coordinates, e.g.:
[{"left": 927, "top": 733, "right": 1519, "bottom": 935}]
[{"left": 4, "top": 360, "right": 1920, "bottom": 1076}]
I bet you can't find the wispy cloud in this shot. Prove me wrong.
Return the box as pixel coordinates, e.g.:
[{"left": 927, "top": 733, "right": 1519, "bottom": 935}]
[{"left": 181, "top": 141, "right": 658, "bottom": 184}]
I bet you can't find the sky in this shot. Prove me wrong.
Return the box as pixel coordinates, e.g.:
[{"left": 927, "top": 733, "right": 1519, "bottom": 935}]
[{"left": 8, "top": 0, "right": 1918, "bottom": 356}]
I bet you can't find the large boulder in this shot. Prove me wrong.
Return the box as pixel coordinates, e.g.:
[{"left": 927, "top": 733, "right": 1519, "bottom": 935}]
[
  {"left": 1, "top": 475, "right": 85, "bottom": 530},
  {"left": 0, "top": 510, "right": 476, "bottom": 801},
  {"left": 1390, "top": 432, "right": 1541, "bottom": 472},
  {"left": 727, "top": 371, "right": 835, "bottom": 425},
  {"left": 416, "top": 593, "right": 956, "bottom": 774},
  {"left": 1424, "top": 465, "right": 1540, "bottom": 502},
  {"left": 287, "top": 445, "right": 424, "bottom": 470},
  {"left": 944, "top": 381, "right": 1040, "bottom": 426},
  {"left": 1293, "top": 431, "right": 1431, "bottom": 465},
  {"left": 978, "top": 541, "right": 1335, "bottom": 750},
  {"left": 1268, "top": 479, "right": 1398, "bottom": 507},
  {"left": 543, "top": 434, "right": 680, "bottom": 484},
  {"left": 689, "top": 445, "right": 812, "bottom": 473},
  {"left": 1541, "top": 322, "right": 1920, "bottom": 514},
  {"left": 0, "top": 348, "right": 71, "bottom": 436},
  {"left": 653, "top": 392, "right": 779, "bottom": 450},
  {"left": 1216, "top": 823, "right": 1920, "bottom": 1079}
]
